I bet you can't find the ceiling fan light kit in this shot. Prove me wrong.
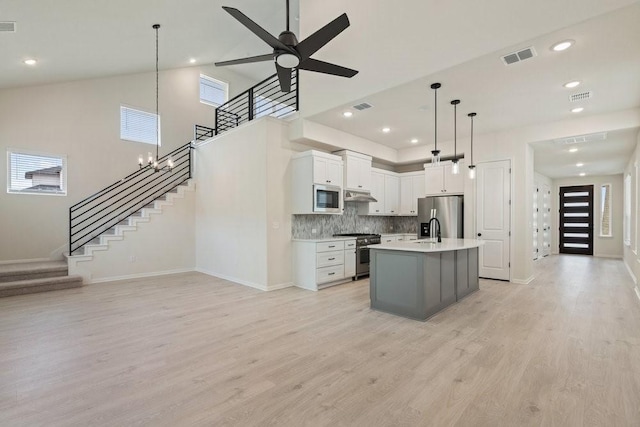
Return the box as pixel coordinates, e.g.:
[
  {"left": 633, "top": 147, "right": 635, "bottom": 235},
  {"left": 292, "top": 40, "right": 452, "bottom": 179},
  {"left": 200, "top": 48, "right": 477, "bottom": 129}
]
[{"left": 215, "top": 0, "right": 358, "bottom": 93}]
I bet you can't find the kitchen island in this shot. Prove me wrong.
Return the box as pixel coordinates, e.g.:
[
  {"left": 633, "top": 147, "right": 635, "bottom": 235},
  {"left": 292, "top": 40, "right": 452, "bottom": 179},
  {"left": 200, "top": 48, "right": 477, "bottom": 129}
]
[{"left": 369, "top": 239, "right": 484, "bottom": 321}]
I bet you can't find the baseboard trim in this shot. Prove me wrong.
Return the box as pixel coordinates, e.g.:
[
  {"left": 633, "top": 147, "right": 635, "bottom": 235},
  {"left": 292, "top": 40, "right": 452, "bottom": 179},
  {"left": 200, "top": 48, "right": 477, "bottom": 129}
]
[
  {"left": 594, "top": 254, "right": 623, "bottom": 259},
  {"left": 266, "top": 281, "right": 294, "bottom": 291},
  {"left": 511, "top": 275, "right": 535, "bottom": 285},
  {"left": 624, "top": 260, "right": 637, "bottom": 285},
  {"left": 195, "top": 268, "right": 268, "bottom": 291},
  {"left": 88, "top": 268, "right": 195, "bottom": 284}
]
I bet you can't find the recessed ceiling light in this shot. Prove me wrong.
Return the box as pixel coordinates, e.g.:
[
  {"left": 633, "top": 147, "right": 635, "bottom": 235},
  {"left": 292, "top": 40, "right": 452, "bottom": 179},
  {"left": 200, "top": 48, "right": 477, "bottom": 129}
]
[
  {"left": 576, "top": 163, "right": 584, "bottom": 167},
  {"left": 410, "top": 138, "right": 418, "bottom": 144},
  {"left": 551, "top": 40, "right": 574, "bottom": 52},
  {"left": 579, "top": 172, "right": 586, "bottom": 177},
  {"left": 382, "top": 127, "right": 391, "bottom": 133},
  {"left": 342, "top": 111, "right": 353, "bottom": 118},
  {"left": 571, "top": 107, "right": 584, "bottom": 113},
  {"left": 563, "top": 80, "right": 581, "bottom": 89},
  {"left": 189, "top": 58, "right": 197, "bottom": 64},
  {"left": 23, "top": 58, "right": 37, "bottom": 66},
  {"left": 569, "top": 148, "right": 578, "bottom": 153}
]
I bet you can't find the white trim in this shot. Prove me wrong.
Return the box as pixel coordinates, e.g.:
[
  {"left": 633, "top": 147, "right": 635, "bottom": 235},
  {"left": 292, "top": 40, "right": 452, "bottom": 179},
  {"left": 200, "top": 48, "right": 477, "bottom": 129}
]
[
  {"left": 195, "top": 267, "right": 268, "bottom": 291},
  {"left": 199, "top": 74, "right": 229, "bottom": 107},
  {"left": 87, "top": 268, "right": 195, "bottom": 284},
  {"left": 635, "top": 286, "right": 640, "bottom": 303},
  {"left": 624, "top": 260, "right": 637, "bottom": 284},
  {"left": 511, "top": 275, "right": 535, "bottom": 285},
  {"left": 593, "top": 254, "right": 623, "bottom": 259}
]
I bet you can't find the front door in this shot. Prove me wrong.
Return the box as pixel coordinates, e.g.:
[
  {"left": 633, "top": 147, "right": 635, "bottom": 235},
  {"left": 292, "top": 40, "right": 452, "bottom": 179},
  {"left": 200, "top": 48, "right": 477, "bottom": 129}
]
[
  {"left": 476, "top": 160, "right": 511, "bottom": 280},
  {"left": 559, "top": 185, "right": 594, "bottom": 255}
]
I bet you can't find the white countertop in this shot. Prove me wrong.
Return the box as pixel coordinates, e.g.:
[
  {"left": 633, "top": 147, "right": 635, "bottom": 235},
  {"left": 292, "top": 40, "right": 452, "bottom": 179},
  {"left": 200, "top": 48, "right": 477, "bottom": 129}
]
[
  {"left": 370, "top": 238, "right": 484, "bottom": 253},
  {"left": 292, "top": 237, "right": 357, "bottom": 243}
]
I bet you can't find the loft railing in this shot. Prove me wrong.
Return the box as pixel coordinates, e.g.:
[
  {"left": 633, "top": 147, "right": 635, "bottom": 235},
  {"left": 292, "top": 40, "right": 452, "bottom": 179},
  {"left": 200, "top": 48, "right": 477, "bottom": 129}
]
[
  {"left": 68, "top": 125, "right": 214, "bottom": 255},
  {"left": 215, "top": 69, "right": 298, "bottom": 136}
]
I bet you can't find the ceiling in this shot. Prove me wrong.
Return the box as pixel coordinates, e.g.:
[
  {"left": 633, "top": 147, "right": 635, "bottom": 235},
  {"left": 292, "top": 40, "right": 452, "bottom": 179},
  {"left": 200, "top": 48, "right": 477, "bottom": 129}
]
[
  {"left": 2, "top": 0, "right": 639, "bottom": 179},
  {"left": 0, "top": 0, "right": 299, "bottom": 89},
  {"left": 307, "top": 2, "right": 640, "bottom": 176}
]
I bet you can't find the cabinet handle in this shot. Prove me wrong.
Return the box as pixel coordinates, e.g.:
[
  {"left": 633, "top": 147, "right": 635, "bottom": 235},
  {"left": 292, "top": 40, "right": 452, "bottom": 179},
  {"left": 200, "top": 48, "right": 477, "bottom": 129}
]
[
  {"left": 328, "top": 245, "right": 335, "bottom": 248},
  {"left": 328, "top": 272, "right": 335, "bottom": 276},
  {"left": 358, "top": 185, "right": 362, "bottom": 188},
  {"left": 328, "top": 258, "right": 335, "bottom": 261}
]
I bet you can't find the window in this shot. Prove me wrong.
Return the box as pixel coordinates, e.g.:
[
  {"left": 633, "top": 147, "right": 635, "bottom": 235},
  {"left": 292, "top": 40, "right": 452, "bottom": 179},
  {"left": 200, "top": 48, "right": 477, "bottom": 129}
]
[
  {"left": 7, "top": 150, "right": 66, "bottom": 195},
  {"left": 599, "top": 183, "right": 612, "bottom": 237},
  {"left": 254, "top": 94, "right": 296, "bottom": 119},
  {"left": 120, "top": 106, "right": 160, "bottom": 145},
  {"left": 200, "top": 75, "right": 228, "bottom": 107},
  {"left": 624, "top": 174, "right": 631, "bottom": 246}
]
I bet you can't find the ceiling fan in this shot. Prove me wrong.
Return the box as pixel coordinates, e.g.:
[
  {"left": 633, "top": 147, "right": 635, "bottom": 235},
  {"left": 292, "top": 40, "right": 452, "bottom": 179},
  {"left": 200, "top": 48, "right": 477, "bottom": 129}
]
[{"left": 215, "top": 0, "right": 358, "bottom": 93}]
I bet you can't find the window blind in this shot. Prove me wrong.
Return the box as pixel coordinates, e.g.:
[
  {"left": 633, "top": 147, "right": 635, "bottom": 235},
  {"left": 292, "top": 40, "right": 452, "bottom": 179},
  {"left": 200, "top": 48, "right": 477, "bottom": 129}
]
[
  {"left": 200, "top": 75, "right": 227, "bottom": 107},
  {"left": 7, "top": 151, "right": 66, "bottom": 195},
  {"left": 120, "top": 106, "right": 160, "bottom": 145}
]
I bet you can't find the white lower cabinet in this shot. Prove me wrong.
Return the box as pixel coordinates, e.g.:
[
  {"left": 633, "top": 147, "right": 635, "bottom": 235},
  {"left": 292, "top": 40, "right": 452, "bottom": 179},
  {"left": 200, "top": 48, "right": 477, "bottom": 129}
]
[{"left": 293, "top": 239, "right": 356, "bottom": 291}]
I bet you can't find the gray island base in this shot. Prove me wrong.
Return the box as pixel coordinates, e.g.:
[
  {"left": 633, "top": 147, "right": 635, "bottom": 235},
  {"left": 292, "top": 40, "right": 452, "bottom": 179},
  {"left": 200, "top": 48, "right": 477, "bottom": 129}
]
[{"left": 369, "top": 239, "right": 484, "bottom": 321}]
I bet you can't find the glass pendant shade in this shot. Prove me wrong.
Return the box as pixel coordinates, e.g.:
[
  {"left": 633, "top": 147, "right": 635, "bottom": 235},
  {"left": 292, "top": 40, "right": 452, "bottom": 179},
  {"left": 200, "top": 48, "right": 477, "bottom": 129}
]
[
  {"left": 451, "top": 159, "right": 460, "bottom": 174},
  {"left": 431, "top": 150, "right": 441, "bottom": 166},
  {"left": 468, "top": 165, "right": 476, "bottom": 180}
]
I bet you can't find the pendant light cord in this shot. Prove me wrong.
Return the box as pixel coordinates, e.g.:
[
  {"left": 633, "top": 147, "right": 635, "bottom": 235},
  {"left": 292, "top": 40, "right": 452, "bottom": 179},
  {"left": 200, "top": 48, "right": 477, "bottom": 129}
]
[
  {"left": 286, "top": 0, "right": 290, "bottom": 32},
  {"left": 154, "top": 24, "right": 160, "bottom": 161},
  {"left": 434, "top": 88, "right": 437, "bottom": 151}
]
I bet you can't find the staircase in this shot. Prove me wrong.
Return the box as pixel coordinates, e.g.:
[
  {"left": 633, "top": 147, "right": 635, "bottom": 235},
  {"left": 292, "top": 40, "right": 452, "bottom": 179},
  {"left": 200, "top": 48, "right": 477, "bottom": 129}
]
[
  {"left": 0, "top": 260, "right": 83, "bottom": 297},
  {"left": 67, "top": 180, "right": 194, "bottom": 260}
]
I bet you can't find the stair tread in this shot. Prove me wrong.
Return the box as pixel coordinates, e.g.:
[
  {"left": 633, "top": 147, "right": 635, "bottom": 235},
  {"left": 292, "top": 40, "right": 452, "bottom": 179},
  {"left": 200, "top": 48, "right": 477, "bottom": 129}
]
[
  {"left": 0, "top": 261, "right": 67, "bottom": 277},
  {"left": 0, "top": 275, "right": 83, "bottom": 290}
]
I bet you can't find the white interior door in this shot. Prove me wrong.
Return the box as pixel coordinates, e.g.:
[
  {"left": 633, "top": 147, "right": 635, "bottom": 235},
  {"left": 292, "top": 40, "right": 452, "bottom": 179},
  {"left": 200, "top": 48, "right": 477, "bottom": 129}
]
[
  {"left": 476, "top": 160, "right": 511, "bottom": 280},
  {"left": 533, "top": 183, "right": 539, "bottom": 260},
  {"left": 542, "top": 184, "right": 551, "bottom": 256}
]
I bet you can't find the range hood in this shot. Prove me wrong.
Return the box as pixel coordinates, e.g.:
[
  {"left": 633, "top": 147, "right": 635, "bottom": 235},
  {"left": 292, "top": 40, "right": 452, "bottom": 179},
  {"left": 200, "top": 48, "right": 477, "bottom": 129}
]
[{"left": 344, "top": 190, "right": 378, "bottom": 203}]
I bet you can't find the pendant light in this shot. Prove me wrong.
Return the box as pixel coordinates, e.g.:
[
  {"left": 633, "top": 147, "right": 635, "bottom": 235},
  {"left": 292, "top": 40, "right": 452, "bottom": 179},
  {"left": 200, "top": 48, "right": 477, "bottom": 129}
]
[
  {"left": 430, "top": 83, "right": 441, "bottom": 166},
  {"left": 450, "top": 99, "right": 461, "bottom": 174},
  {"left": 468, "top": 112, "right": 477, "bottom": 179},
  {"left": 138, "top": 24, "right": 173, "bottom": 173}
]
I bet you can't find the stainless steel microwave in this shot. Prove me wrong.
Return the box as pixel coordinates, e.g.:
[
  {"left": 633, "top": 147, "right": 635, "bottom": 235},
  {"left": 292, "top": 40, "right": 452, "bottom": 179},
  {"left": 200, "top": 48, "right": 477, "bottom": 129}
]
[{"left": 313, "top": 184, "right": 342, "bottom": 213}]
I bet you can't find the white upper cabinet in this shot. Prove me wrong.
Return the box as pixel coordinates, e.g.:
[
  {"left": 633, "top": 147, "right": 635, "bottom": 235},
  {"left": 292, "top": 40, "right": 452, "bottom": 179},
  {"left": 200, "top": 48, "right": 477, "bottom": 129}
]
[
  {"left": 335, "top": 150, "right": 373, "bottom": 191},
  {"left": 313, "top": 156, "right": 343, "bottom": 186},
  {"left": 399, "top": 172, "right": 426, "bottom": 215},
  {"left": 384, "top": 174, "right": 399, "bottom": 215},
  {"left": 368, "top": 171, "right": 385, "bottom": 214},
  {"left": 424, "top": 161, "right": 464, "bottom": 196},
  {"left": 360, "top": 168, "right": 399, "bottom": 215}
]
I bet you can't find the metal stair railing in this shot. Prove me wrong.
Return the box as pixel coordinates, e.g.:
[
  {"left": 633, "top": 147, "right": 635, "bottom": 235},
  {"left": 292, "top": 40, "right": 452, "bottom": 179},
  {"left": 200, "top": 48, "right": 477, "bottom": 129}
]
[
  {"left": 68, "top": 125, "right": 214, "bottom": 255},
  {"left": 215, "top": 69, "right": 298, "bottom": 136}
]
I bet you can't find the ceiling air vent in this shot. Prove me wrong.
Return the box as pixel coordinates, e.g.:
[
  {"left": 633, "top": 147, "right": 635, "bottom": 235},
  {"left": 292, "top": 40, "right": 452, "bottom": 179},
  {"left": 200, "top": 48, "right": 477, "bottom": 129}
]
[
  {"left": 569, "top": 91, "right": 592, "bottom": 102},
  {"left": 353, "top": 102, "right": 373, "bottom": 111},
  {"left": 501, "top": 46, "right": 537, "bottom": 65},
  {"left": 553, "top": 132, "right": 607, "bottom": 145},
  {"left": 0, "top": 21, "right": 16, "bottom": 32}
]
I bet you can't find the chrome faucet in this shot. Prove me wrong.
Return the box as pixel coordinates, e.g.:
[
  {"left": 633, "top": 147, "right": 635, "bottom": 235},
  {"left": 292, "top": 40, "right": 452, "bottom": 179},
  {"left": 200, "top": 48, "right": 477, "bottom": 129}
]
[{"left": 426, "top": 217, "right": 442, "bottom": 243}]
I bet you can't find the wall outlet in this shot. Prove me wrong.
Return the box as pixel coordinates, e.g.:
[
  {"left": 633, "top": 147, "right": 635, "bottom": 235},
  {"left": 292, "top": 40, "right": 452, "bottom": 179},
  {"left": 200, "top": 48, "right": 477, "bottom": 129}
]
[
  {"left": 311, "top": 228, "right": 317, "bottom": 234},
  {"left": 129, "top": 255, "right": 136, "bottom": 263},
  {"left": 364, "top": 226, "right": 369, "bottom": 231},
  {"left": 390, "top": 225, "right": 394, "bottom": 230}
]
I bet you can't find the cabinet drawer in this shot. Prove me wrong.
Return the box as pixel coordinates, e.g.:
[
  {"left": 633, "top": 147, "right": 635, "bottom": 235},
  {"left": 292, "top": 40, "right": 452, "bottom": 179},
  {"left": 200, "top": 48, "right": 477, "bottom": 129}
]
[
  {"left": 344, "top": 240, "right": 356, "bottom": 249},
  {"left": 316, "top": 265, "right": 345, "bottom": 284},
  {"left": 316, "top": 250, "right": 344, "bottom": 268},
  {"left": 317, "top": 241, "right": 344, "bottom": 252},
  {"left": 382, "top": 236, "right": 398, "bottom": 243}
]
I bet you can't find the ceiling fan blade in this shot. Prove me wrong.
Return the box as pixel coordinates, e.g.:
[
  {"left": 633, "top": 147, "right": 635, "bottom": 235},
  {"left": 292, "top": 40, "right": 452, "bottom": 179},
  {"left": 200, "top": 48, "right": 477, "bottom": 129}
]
[
  {"left": 215, "top": 53, "right": 274, "bottom": 67},
  {"left": 222, "top": 7, "right": 294, "bottom": 53},
  {"left": 276, "top": 64, "right": 292, "bottom": 92},
  {"left": 298, "top": 58, "right": 358, "bottom": 78},
  {"left": 296, "top": 13, "right": 350, "bottom": 61}
]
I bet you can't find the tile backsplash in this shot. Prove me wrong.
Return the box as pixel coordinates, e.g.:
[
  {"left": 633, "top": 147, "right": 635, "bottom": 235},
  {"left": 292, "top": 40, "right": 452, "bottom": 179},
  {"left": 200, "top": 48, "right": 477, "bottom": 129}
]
[{"left": 292, "top": 203, "right": 417, "bottom": 239}]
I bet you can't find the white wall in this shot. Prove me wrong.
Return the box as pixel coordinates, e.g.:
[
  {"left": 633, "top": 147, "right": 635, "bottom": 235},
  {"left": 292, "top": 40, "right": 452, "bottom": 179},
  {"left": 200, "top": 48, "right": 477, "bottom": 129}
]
[
  {"left": 69, "top": 185, "right": 196, "bottom": 283},
  {"left": 0, "top": 65, "right": 256, "bottom": 261},
  {"left": 194, "top": 118, "right": 294, "bottom": 291},
  {"left": 551, "top": 174, "right": 624, "bottom": 258},
  {"left": 623, "top": 130, "right": 640, "bottom": 287}
]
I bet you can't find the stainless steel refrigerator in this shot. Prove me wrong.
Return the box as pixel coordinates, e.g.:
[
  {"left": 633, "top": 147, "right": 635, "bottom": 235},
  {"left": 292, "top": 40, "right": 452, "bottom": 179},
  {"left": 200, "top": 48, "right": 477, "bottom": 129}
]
[{"left": 417, "top": 196, "right": 464, "bottom": 239}]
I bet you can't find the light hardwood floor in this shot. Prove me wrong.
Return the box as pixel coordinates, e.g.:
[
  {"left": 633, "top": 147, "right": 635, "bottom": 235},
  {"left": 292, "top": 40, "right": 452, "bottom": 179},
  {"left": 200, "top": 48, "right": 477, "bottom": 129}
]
[{"left": 1, "top": 255, "right": 639, "bottom": 426}]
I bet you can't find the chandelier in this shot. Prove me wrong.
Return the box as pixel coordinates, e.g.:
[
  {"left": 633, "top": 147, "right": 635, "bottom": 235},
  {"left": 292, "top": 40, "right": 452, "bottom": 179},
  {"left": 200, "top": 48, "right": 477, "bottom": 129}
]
[{"left": 138, "top": 24, "right": 173, "bottom": 172}]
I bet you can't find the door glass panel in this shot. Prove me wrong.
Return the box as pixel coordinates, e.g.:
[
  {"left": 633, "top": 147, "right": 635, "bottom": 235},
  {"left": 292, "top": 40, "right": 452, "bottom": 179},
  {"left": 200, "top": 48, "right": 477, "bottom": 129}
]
[
  {"left": 563, "top": 243, "right": 589, "bottom": 248},
  {"left": 564, "top": 202, "right": 589, "bottom": 207},
  {"left": 559, "top": 185, "right": 593, "bottom": 255},
  {"left": 564, "top": 233, "right": 589, "bottom": 238},
  {"left": 564, "top": 192, "right": 589, "bottom": 197}
]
